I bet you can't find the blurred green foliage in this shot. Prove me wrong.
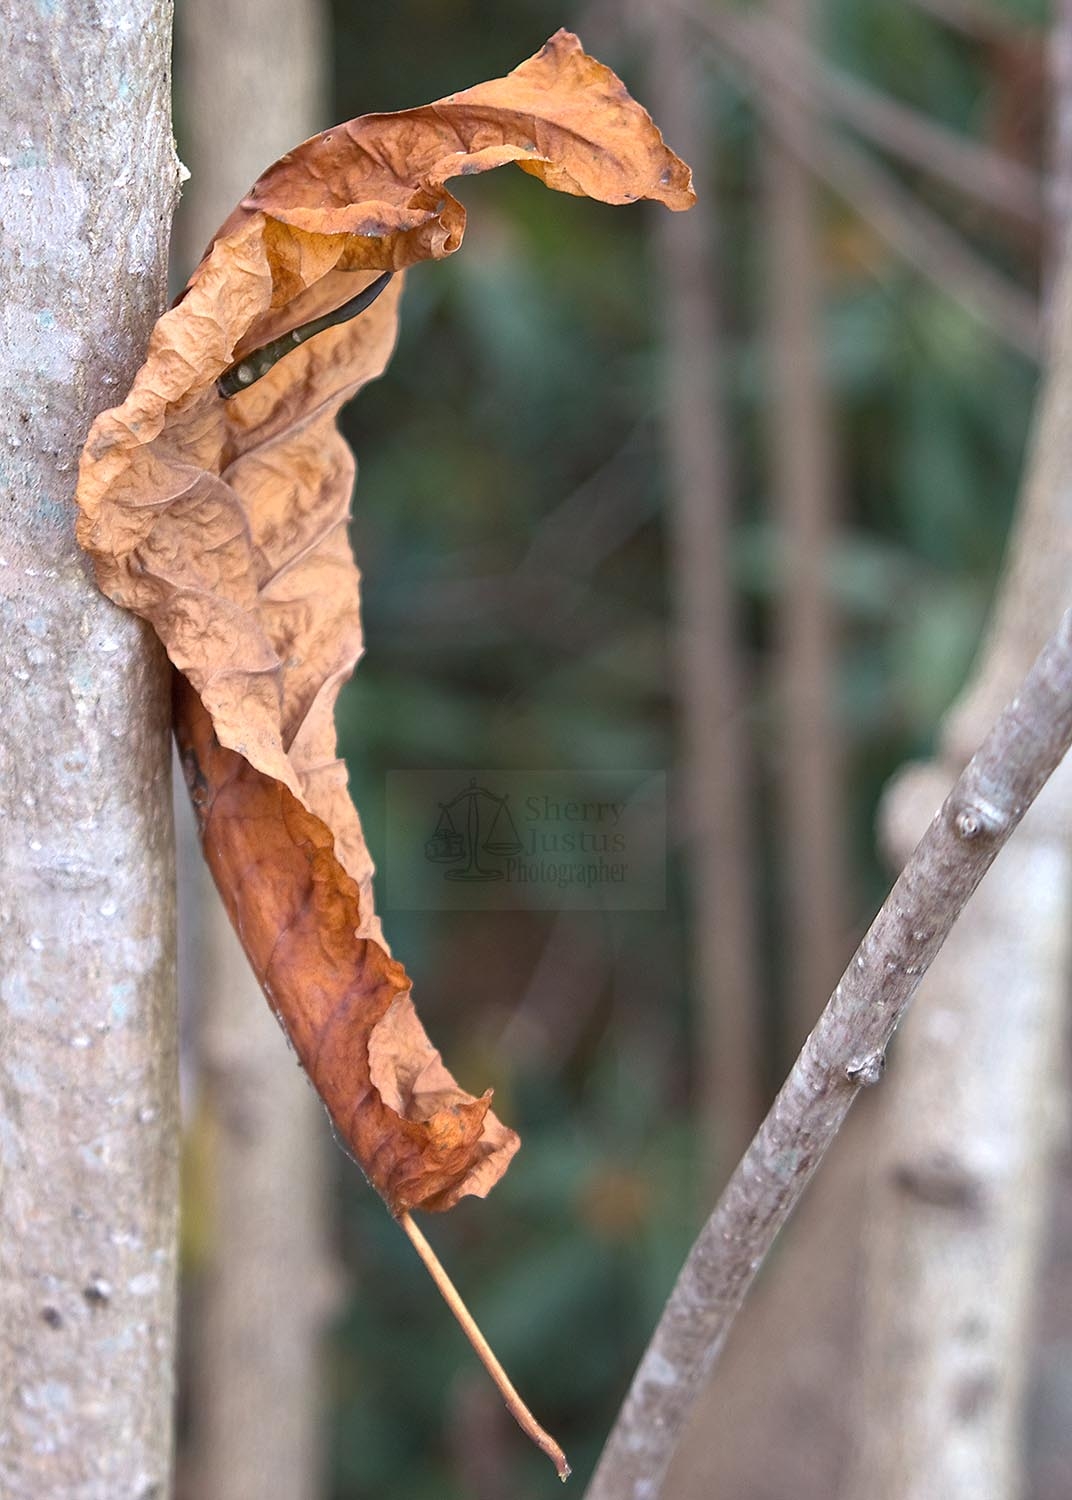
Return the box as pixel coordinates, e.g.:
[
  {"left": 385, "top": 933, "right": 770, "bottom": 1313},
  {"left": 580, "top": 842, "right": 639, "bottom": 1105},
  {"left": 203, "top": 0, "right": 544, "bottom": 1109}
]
[{"left": 182, "top": 1, "right": 1044, "bottom": 1493}]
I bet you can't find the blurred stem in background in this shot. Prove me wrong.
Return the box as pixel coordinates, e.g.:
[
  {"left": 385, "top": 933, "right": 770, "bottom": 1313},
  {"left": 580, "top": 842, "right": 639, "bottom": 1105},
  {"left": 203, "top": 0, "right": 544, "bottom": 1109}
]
[
  {"left": 648, "top": 0, "right": 764, "bottom": 1181},
  {"left": 762, "top": 0, "right": 848, "bottom": 1045},
  {"left": 1052, "top": 0, "right": 1072, "bottom": 247},
  {"left": 172, "top": 3, "right": 337, "bottom": 1498}
]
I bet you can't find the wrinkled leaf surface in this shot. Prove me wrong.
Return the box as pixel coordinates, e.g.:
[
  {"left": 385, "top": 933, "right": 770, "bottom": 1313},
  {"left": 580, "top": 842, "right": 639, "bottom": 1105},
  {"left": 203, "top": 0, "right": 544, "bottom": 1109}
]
[{"left": 76, "top": 30, "right": 693, "bottom": 1213}]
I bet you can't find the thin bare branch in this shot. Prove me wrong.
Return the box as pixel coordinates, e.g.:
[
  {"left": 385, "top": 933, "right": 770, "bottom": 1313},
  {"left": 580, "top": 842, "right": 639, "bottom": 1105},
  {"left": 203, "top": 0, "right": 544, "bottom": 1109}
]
[
  {"left": 710, "top": 4, "right": 1043, "bottom": 224},
  {"left": 586, "top": 603, "right": 1072, "bottom": 1500},
  {"left": 681, "top": 0, "right": 1041, "bottom": 356},
  {"left": 807, "top": 120, "right": 1040, "bottom": 355},
  {"left": 843, "top": 36, "right": 1072, "bottom": 1493}
]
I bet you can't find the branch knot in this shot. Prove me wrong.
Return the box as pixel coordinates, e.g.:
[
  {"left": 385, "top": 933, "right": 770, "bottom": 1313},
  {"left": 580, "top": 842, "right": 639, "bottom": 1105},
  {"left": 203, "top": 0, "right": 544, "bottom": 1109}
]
[
  {"left": 845, "top": 1052, "right": 885, "bottom": 1087},
  {"left": 951, "top": 795, "right": 1008, "bottom": 841}
]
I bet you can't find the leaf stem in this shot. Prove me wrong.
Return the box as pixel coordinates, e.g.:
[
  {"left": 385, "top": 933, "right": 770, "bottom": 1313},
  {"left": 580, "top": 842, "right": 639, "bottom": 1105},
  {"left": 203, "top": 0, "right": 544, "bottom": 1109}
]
[
  {"left": 217, "top": 270, "right": 394, "bottom": 398},
  {"left": 398, "top": 1210, "right": 570, "bottom": 1482}
]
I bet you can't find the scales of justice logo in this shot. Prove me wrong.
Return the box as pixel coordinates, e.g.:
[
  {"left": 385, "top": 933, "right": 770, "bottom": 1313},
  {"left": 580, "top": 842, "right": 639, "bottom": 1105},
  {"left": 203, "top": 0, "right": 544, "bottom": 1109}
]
[{"left": 424, "top": 778, "right": 523, "bottom": 881}]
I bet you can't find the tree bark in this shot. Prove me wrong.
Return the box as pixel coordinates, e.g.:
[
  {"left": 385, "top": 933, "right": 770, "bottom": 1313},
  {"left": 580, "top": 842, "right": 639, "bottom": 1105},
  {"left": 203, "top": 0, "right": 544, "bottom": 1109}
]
[
  {"left": 648, "top": 1, "right": 764, "bottom": 1177},
  {"left": 0, "top": 6, "right": 182, "bottom": 1497},
  {"left": 845, "top": 26, "right": 1072, "bottom": 1490},
  {"left": 847, "top": 790, "right": 1069, "bottom": 1500},
  {"left": 586, "top": 602, "right": 1072, "bottom": 1500},
  {"left": 173, "top": 4, "right": 336, "bottom": 1499},
  {"left": 763, "top": 0, "right": 847, "bottom": 1044}
]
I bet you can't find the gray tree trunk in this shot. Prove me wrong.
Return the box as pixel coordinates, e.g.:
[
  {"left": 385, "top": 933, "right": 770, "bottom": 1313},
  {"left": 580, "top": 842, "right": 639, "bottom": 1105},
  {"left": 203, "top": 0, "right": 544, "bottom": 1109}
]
[
  {"left": 173, "top": 4, "right": 336, "bottom": 1498},
  {"left": 0, "top": 5, "right": 182, "bottom": 1497},
  {"left": 845, "top": 28, "right": 1072, "bottom": 1484}
]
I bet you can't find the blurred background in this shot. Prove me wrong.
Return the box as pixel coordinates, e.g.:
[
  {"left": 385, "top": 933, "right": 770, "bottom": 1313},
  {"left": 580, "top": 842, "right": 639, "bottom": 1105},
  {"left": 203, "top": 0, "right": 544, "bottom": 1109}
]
[{"left": 170, "top": 2, "right": 1067, "bottom": 1498}]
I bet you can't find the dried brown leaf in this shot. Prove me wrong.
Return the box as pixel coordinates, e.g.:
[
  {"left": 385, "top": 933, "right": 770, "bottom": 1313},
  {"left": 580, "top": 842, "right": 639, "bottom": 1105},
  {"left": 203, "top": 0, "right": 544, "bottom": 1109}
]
[{"left": 75, "top": 30, "right": 694, "bottom": 1214}]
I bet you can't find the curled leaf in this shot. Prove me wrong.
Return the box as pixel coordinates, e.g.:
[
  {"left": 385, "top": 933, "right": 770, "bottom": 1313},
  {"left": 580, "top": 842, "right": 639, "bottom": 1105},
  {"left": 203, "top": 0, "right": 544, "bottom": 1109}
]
[
  {"left": 76, "top": 30, "right": 694, "bottom": 1215},
  {"left": 174, "top": 678, "right": 515, "bottom": 1212}
]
